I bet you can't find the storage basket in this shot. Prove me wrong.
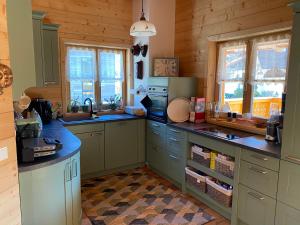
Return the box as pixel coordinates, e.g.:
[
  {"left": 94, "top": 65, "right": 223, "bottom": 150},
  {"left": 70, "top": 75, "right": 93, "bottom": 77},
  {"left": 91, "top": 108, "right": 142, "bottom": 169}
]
[
  {"left": 185, "top": 167, "right": 206, "bottom": 193},
  {"left": 206, "top": 178, "right": 233, "bottom": 207},
  {"left": 191, "top": 145, "right": 211, "bottom": 167},
  {"left": 215, "top": 157, "right": 235, "bottom": 178}
]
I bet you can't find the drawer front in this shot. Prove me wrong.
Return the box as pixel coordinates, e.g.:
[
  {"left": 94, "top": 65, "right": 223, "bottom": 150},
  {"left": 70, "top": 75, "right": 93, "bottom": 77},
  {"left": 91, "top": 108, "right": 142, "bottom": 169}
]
[
  {"left": 66, "top": 123, "right": 104, "bottom": 134},
  {"left": 239, "top": 160, "right": 278, "bottom": 198},
  {"left": 276, "top": 201, "right": 300, "bottom": 225},
  {"left": 167, "top": 126, "right": 185, "bottom": 140},
  {"left": 167, "top": 153, "right": 184, "bottom": 184},
  {"left": 278, "top": 160, "right": 300, "bottom": 210},
  {"left": 147, "top": 127, "right": 165, "bottom": 149},
  {"left": 241, "top": 150, "right": 279, "bottom": 171},
  {"left": 238, "top": 184, "right": 276, "bottom": 225},
  {"left": 166, "top": 136, "right": 185, "bottom": 156},
  {"left": 147, "top": 120, "right": 166, "bottom": 134}
]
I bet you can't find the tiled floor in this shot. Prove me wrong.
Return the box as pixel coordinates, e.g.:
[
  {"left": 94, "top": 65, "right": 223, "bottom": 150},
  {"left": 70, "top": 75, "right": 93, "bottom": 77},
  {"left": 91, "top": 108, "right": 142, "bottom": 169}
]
[{"left": 81, "top": 167, "right": 230, "bottom": 225}]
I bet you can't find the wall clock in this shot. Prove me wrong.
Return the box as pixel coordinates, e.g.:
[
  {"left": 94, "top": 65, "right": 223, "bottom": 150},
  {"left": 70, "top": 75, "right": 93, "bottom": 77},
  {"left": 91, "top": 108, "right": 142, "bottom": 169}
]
[{"left": 153, "top": 57, "right": 179, "bottom": 77}]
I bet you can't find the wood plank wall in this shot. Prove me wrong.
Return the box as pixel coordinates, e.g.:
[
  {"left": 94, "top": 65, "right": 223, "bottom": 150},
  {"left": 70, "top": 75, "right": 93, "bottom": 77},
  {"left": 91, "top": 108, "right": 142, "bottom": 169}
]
[
  {"left": 0, "top": 0, "right": 22, "bottom": 224},
  {"left": 26, "top": 0, "right": 133, "bottom": 106},
  {"left": 175, "top": 0, "right": 293, "bottom": 96}
]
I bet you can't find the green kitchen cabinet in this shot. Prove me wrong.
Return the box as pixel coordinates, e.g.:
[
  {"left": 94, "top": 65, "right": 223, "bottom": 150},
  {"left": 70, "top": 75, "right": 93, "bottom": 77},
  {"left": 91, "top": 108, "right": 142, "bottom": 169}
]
[
  {"left": 275, "top": 202, "right": 300, "bottom": 225},
  {"left": 281, "top": 4, "right": 300, "bottom": 163},
  {"left": 277, "top": 160, "right": 300, "bottom": 210},
  {"left": 146, "top": 121, "right": 168, "bottom": 174},
  {"left": 19, "top": 152, "right": 81, "bottom": 225},
  {"left": 32, "top": 11, "right": 46, "bottom": 87},
  {"left": 105, "top": 120, "right": 139, "bottom": 170},
  {"left": 76, "top": 131, "right": 105, "bottom": 176},
  {"left": 238, "top": 184, "right": 276, "bottom": 225},
  {"left": 42, "top": 24, "right": 60, "bottom": 85},
  {"left": 7, "top": 0, "right": 37, "bottom": 99}
]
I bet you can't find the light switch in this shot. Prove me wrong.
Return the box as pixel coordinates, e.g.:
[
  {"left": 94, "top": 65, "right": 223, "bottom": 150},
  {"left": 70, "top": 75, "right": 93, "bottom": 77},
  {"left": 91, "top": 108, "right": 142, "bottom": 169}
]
[{"left": 0, "top": 147, "right": 8, "bottom": 161}]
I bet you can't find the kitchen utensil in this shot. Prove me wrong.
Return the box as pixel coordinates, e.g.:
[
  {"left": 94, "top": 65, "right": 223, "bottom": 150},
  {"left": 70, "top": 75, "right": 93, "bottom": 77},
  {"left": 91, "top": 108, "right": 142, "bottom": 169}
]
[{"left": 167, "top": 97, "right": 190, "bottom": 122}]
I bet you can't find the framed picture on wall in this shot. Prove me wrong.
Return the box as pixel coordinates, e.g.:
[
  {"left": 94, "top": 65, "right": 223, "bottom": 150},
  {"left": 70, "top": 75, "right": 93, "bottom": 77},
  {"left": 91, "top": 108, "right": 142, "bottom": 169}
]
[{"left": 153, "top": 57, "right": 179, "bottom": 77}]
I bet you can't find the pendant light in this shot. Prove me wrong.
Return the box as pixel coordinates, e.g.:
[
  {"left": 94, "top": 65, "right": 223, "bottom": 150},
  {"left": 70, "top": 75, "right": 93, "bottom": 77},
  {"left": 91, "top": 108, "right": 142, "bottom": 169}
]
[{"left": 130, "top": 0, "right": 157, "bottom": 37}]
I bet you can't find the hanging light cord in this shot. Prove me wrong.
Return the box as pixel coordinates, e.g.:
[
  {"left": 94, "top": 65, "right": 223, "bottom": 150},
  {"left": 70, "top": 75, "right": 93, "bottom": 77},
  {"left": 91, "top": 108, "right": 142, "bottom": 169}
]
[{"left": 140, "top": 0, "right": 146, "bottom": 21}]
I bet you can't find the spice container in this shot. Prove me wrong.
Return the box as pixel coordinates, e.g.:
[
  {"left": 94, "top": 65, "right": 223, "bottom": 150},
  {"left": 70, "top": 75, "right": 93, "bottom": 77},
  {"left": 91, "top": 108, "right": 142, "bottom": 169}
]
[{"left": 210, "top": 151, "right": 217, "bottom": 170}]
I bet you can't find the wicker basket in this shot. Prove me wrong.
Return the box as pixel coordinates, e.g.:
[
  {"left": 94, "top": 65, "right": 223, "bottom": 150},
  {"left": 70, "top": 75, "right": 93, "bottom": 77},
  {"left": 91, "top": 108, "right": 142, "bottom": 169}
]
[
  {"left": 191, "top": 145, "right": 211, "bottom": 167},
  {"left": 215, "top": 157, "right": 235, "bottom": 178},
  {"left": 206, "top": 178, "right": 232, "bottom": 207},
  {"left": 185, "top": 167, "right": 206, "bottom": 193}
]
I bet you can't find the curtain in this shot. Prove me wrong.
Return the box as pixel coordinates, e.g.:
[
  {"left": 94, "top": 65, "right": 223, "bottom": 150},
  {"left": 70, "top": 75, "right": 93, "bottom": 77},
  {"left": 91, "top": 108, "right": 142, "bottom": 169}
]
[
  {"left": 217, "top": 41, "right": 247, "bottom": 84},
  {"left": 98, "top": 49, "right": 124, "bottom": 82},
  {"left": 249, "top": 33, "right": 291, "bottom": 84},
  {"left": 66, "top": 46, "right": 97, "bottom": 81}
]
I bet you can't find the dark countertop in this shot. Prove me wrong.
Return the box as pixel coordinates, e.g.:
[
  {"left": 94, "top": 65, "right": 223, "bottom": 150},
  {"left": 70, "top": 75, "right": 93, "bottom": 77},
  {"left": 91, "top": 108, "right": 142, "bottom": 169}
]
[
  {"left": 18, "top": 114, "right": 143, "bottom": 172},
  {"left": 168, "top": 122, "right": 281, "bottom": 158}
]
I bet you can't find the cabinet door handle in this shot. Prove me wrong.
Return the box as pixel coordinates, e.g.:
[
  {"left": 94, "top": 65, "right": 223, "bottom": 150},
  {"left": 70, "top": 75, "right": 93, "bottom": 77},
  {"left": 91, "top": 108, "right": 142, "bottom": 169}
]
[
  {"left": 65, "top": 162, "right": 71, "bottom": 182},
  {"left": 248, "top": 192, "right": 265, "bottom": 200},
  {"left": 251, "top": 154, "right": 268, "bottom": 161},
  {"left": 249, "top": 166, "right": 268, "bottom": 175},
  {"left": 152, "top": 131, "right": 160, "bottom": 135},
  {"left": 169, "top": 128, "right": 180, "bottom": 133},
  {"left": 169, "top": 154, "right": 178, "bottom": 160},
  {"left": 286, "top": 156, "right": 300, "bottom": 164},
  {"left": 169, "top": 137, "right": 179, "bottom": 142},
  {"left": 72, "top": 159, "right": 77, "bottom": 178}
]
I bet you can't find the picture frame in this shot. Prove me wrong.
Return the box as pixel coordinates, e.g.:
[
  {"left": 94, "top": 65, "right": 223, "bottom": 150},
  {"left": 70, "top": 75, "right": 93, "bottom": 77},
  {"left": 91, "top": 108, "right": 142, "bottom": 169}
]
[{"left": 153, "top": 57, "right": 179, "bottom": 77}]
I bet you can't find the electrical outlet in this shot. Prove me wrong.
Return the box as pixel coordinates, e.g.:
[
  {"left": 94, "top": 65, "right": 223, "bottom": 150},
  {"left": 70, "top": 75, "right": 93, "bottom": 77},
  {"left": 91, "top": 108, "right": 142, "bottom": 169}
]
[{"left": 0, "top": 147, "right": 8, "bottom": 161}]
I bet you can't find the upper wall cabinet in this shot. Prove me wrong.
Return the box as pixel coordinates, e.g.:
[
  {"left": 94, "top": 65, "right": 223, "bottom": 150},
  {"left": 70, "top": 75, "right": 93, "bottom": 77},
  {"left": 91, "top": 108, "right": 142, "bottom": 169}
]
[
  {"left": 32, "top": 11, "right": 60, "bottom": 87},
  {"left": 7, "top": 0, "right": 37, "bottom": 100},
  {"left": 281, "top": 4, "right": 300, "bottom": 164}
]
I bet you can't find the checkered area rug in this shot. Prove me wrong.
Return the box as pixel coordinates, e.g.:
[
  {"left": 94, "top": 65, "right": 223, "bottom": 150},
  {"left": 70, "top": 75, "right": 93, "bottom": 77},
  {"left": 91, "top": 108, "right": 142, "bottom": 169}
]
[{"left": 81, "top": 167, "right": 214, "bottom": 225}]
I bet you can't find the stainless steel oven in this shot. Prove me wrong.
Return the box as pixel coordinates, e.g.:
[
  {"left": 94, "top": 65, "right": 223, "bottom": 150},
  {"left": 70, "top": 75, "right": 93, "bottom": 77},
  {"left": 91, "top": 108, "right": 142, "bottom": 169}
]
[{"left": 147, "top": 86, "right": 168, "bottom": 123}]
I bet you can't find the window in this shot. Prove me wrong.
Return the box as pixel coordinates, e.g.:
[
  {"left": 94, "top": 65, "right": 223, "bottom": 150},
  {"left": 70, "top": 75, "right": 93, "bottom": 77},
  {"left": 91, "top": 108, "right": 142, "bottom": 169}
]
[
  {"left": 216, "top": 33, "right": 290, "bottom": 118},
  {"left": 66, "top": 46, "right": 126, "bottom": 106}
]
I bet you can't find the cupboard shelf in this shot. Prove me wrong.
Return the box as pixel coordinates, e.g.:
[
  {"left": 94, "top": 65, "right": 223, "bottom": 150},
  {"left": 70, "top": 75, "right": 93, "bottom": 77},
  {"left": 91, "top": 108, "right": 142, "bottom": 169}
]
[
  {"left": 186, "top": 183, "right": 232, "bottom": 220},
  {"left": 187, "top": 160, "right": 234, "bottom": 186}
]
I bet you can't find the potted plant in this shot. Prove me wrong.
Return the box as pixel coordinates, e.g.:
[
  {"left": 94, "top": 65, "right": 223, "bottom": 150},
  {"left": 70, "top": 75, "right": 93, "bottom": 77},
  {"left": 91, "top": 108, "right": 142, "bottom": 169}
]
[
  {"left": 105, "top": 95, "right": 122, "bottom": 111},
  {"left": 70, "top": 97, "right": 80, "bottom": 113}
]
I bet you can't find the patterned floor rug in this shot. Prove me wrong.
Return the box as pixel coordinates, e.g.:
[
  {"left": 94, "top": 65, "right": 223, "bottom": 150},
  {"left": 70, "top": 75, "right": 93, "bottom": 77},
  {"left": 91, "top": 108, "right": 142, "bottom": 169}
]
[{"left": 81, "top": 167, "right": 215, "bottom": 225}]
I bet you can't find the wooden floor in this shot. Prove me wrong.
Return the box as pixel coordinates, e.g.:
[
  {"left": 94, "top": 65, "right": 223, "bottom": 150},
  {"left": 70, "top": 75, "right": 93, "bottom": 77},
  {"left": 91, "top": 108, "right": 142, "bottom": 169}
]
[{"left": 81, "top": 168, "right": 230, "bottom": 225}]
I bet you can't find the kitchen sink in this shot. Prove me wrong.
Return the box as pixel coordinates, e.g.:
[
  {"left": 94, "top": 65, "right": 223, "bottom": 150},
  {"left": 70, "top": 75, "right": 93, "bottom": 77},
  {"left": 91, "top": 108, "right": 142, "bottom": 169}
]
[
  {"left": 59, "top": 115, "right": 100, "bottom": 123},
  {"left": 195, "top": 126, "right": 253, "bottom": 140}
]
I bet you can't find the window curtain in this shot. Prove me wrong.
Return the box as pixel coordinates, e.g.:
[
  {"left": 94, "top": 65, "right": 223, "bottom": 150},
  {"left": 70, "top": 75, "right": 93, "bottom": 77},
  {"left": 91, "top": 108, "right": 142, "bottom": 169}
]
[
  {"left": 66, "top": 46, "right": 97, "bottom": 81},
  {"left": 98, "top": 49, "right": 124, "bottom": 82},
  {"left": 249, "top": 33, "right": 291, "bottom": 84},
  {"left": 217, "top": 41, "right": 247, "bottom": 84}
]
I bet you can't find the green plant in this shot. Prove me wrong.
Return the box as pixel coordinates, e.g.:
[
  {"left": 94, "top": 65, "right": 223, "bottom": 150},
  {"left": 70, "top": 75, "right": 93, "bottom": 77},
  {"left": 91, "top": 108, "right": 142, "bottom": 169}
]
[
  {"left": 105, "top": 95, "right": 122, "bottom": 111},
  {"left": 70, "top": 97, "right": 80, "bottom": 113}
]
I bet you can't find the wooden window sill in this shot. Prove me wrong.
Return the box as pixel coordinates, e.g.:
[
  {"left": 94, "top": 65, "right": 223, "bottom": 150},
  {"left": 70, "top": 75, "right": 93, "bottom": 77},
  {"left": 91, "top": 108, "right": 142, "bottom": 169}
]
[{"left": 206, "top": 118, "right": 266, "bottom": 135}]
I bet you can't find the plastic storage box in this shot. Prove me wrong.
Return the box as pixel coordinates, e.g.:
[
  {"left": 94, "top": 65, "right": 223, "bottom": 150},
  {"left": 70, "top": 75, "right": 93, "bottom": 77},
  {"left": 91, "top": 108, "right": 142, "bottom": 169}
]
[
  {"left": 191, "top": 145, "right": 211, "bottom": 167},
  {"left": 206, "top": 178, "right": 233, "bottom": 207},
  {"left": 185, "top": 167, "right": 207, "bottom": 193}
]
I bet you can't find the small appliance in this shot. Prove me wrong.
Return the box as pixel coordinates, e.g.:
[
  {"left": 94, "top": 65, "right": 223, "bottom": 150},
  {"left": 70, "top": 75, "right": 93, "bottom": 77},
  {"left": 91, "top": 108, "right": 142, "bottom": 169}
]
[
  {"left": 265, "top": 115, "right": 280, "bottom": 142},
  {"left": 28, "top": 98, "right": 52, "bottom": 124}
]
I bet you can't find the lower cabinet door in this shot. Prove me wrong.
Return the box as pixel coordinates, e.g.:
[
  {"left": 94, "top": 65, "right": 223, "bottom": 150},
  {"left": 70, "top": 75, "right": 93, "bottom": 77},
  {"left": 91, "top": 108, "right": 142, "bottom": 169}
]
[
  {"left": 19, "top": 159, "right": 70, "bottom": 225},
  {"left": 77, "top": 131, "right": 105, "bottom": 176},
  {"left": 276, "top": 202, "right": 300, "bottom": 225},
  {"left": 105, "top": 120, "right": 139, "bottom": 170},
  {"left": 277, "top": 160, "right": 300, "bottom": 210},
  {"left": 238, "top": 184, "right": 276, "bottom": 225},
  {"left": 166, "top": 152, "right": 183, "bottom": 184},
  {"left": 71, "top": 152, "right": 82, "bottom": 225},
  {"left": 147, "top": 142, "right": 167, "bottom": 174}
]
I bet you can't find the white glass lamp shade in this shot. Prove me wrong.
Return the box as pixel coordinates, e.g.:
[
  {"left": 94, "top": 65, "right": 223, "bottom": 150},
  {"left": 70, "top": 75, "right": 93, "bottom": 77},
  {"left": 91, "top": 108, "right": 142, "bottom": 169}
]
[{"left": 130, "top": 19, "right": 157, "bottom": 37}]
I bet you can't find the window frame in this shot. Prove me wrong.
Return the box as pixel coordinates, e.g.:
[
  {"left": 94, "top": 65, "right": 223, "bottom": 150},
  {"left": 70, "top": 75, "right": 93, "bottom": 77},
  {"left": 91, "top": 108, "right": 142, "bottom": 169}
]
[
  {"left": 65, "top": 44, "right": 127, "bottom": 108},
  {"left": 214, "top": 32, "right": 290, "bottom": 119}
]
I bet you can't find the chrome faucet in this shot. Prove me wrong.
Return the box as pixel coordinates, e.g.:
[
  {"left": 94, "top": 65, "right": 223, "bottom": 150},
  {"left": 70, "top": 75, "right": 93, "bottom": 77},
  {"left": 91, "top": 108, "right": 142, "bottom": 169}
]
[{"left": 84, "top": 98, "right": 94, "bottom": 117}]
